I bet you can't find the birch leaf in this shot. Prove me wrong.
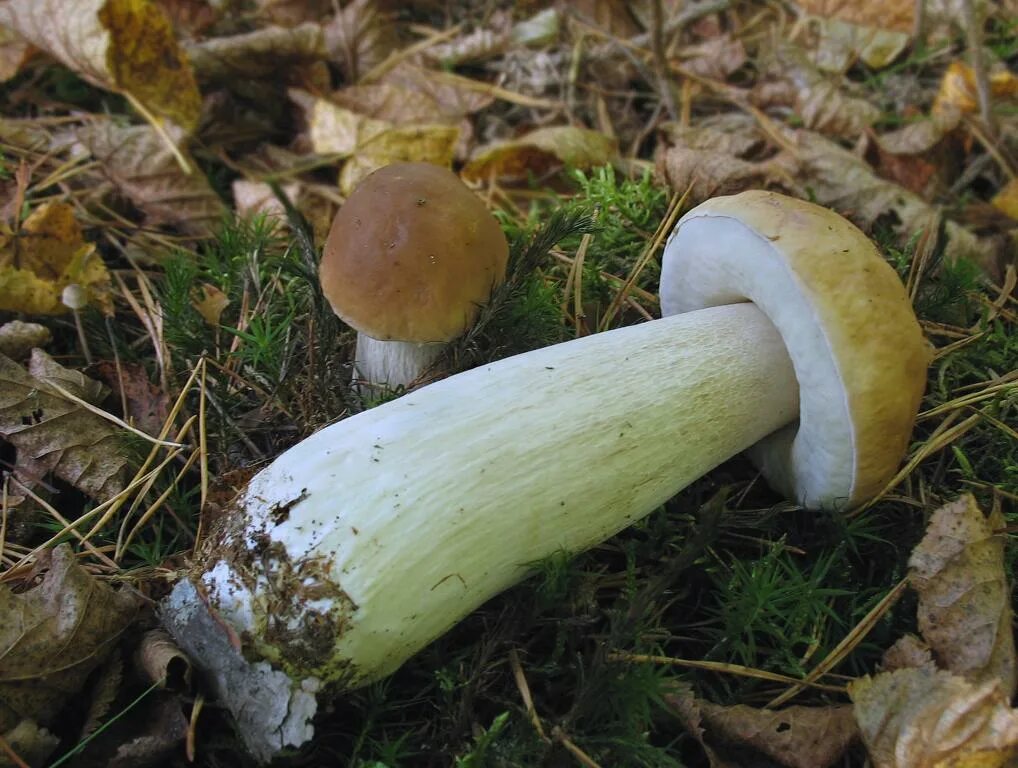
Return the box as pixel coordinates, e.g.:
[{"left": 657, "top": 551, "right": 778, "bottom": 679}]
[
  {"left": 297, "top": 93, "right": 460, "bottom": 195},
  {"left": 933, "top": 61, "right": 1018, "bottom": 116},
  {"left": 0, "top": 0, "right": 200, "bottom": 132},
  {"left": 992, "top": 178, "right": 1018, "bottom": 220},
  {"left": 0, "top": 201, "right": 113, "bottom": 315},
  {"left": 462, "top": 126, "right": 618, "bottom": 183}
]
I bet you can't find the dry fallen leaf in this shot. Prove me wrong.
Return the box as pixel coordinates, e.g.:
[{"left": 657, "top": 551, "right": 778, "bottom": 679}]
[
  {"left": 462, "top": 125, "right": 618, "bottom": 183},
  {"left": 0, "top": 201, "right": 113, "bottom": 315},
  {"left": 1, "top": 719, "right": 59, "bottom": 768},
  {"left": 796, "top": 0, "right": 912, "bottom": 71},
  {"left": 680, "top": 35, "right": 747, "bottom": 81},
  {"left": 756, "top": 43, "right": 882, "bottom": 138},
  {"left": 655, "top": 144, "right": 790, "bottom": 205},
  {"left": 299, "top": 90, "right": 458, "bottom": 161},
  {"left": 0, "top": 0, "right": 201, "bottom": 133},
  {"left": 797, "top": 0, "right": 914, "bottom": 33},
  {"left": 562, "top": 0, "right": 643, "bottom": 37},
  {"left": 0, "top": 23, "right": 31, "bottom": 82},
  {"left": 375, "top": 63, "right": 496, "bottom": 121},
  {"left": 230, "top": 171, "right": 337, "bottom": 245},
  {"left": 786, "top": 127, "right": 937, "bottom": 233},
  {"left": 667, "top": 688, "right": 858, "bottom": 768},
  {"left": 0, "top": 545, "right": 138, "bottom": 734},
  {"left": 338, "top": 123, "right": 461, "bottom": 194},
  {"left": 254, "top": 0, "right": 331, "bottom": 26},
  {"left": 191, "top": 282, "right": 230, "bottom": 327},
  {"left": 850, "top": 667, "right": 1018, "bottom": 768},
  {"left": 184, "top": 22, "right": 325, "bottom": 83},
  {"left": 93, "top": 360, "right": 169, "bottom": 438},
  {"left": 232, "top": 179, "right": 296, "bottom": 223},
  {"left": 323, "top": 0, "right": 397, "bottom": 83},
  {"left": 0, "top": 349, "right": 129, "bottom": 501},
  {"left": 0, "top": 320, "right": 50, "bottom": 361},
  {"left": 294, "top": 90, "right": 461, "bottom": 194},
  {"left": 667, "top": 686, "right": 739, "bottom": 768},
  {"left": 660, "top": 112, "right": 766, "bottom": 157},
  {"left": 871, "top": 111, "right": 963, "bottom": 198},
  {"left": 107, "top": 692, "right": 188, "bottom": 768},
  {"left": 423, "top": 11, "right": 511, "bottom": 66},
  {"left": 883, "top": 634, "right": 937, "bottom": 673},
  {"left": 788, "top": 128, "right": 1005, "bottom": 275},
  {"left": 134, "top": 628, "right": 191, "bottom": 689},
  {"left": 909, "top": 494, "right": 1016, "bottom": 694},
  {"left": 933, "top": 61, "right": 1018, "bottom": 116},
  {"left": 992, "top": 178, "right": 1018, "bottom": 221},
  {"left": 79, "top": 650, "right": 124, "bottom": 739},
  {"left": 80, "top": 119, "right": 226, "bottom": 237}
]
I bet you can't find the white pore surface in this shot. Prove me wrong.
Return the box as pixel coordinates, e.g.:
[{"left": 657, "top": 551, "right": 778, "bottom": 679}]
[
  {"left": 217, "top": 304, "right": 799, "bottom": 685},
  {"left": 660, "top": 215, "right": 855, "bottom": 508}
]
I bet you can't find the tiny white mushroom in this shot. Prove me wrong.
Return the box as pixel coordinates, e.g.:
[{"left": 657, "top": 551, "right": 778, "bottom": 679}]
[{"left": 163, "top": 191, "right": 928, "bottom": 761}]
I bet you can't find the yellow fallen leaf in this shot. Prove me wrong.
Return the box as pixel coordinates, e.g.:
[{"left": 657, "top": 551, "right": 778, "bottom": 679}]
[
  {"left": 992, "top": 178, "right": 1018, "bottom": 221},
  {"left": 934, "top": 61, "right": 1018, "bottom": 116},
  {"left": 191, "top": 283, "right": 230, "bottom": 327},
  {"left": 0, "top": 0, "right": 201, "bottom": 132},
  {"left": 305, "top": 96, "right": 389, "bottom": 155},
  {"left": 0, "top": 202, "right": 112, "bottom": 315},
  {"left": 338, "top": 123, "right": 459, "bottom": 195},
  {"left": 462, "top": 125, "right": 618, "bottom": 183},
  {"left": 296, "top": 92, "right": 460, "bottom": 195}
]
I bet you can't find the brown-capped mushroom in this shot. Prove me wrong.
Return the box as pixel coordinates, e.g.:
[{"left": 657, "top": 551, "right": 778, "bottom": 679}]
[{"left": 320, "top": 162, "right": 509, "bottom": 391}]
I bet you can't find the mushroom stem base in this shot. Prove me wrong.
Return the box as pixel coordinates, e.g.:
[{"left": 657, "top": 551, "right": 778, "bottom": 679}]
[{"left": 353, "top": 334, "right": 444, "bottom": 392}]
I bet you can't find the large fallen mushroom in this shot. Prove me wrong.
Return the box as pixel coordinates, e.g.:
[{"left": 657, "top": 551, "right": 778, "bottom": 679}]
[{"left": 161, "top": 191, "right": 929, "bottom": 761}]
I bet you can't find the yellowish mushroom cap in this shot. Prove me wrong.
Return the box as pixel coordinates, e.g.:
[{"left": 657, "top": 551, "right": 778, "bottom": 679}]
[{"left": 662, "top": 191, "right": 930, "bottom": 509}]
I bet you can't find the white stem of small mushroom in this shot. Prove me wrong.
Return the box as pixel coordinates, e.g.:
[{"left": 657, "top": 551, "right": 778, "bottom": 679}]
[
  {"left": 192, "top": 302, "right": 800, "bottom": 693},
  {"left": 353, "top": 333, "right": 445, "bottom": 391}
]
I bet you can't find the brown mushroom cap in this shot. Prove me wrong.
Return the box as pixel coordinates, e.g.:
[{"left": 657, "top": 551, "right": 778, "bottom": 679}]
[{"left": 320, "top": 163, "right": 509, "bottom": 343}]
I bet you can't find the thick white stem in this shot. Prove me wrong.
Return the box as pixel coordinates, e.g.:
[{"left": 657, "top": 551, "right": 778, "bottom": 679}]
[
  {"left": 195, "top": 303, "right": 799, "bottom": 691},
  {"left": 353, "top": 333, "right": 444, "bottom": 391}
]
